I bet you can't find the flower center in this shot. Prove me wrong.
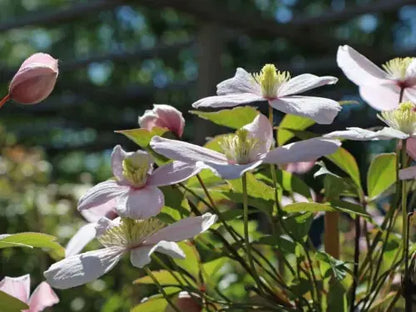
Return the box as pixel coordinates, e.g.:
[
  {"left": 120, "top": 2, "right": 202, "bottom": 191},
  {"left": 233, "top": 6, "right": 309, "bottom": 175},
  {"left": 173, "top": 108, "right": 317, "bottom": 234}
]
[
  {"left": 219, "top": 129, "right": 260, "bottom": 164},
  {"left": 382, "top": 57, "right": 414, "bottom": 81},
  {"left": 252, "top": 64, "right": 291, "bottom": 99},
  {"left": 98, "top": 217, "right": 165, "bottom": 248},
  {"left": 122, "top": 152, "right": 152, "bottom": 187},
  {"left": 379, "top": 101, "right": 416, "bottom": 135}
]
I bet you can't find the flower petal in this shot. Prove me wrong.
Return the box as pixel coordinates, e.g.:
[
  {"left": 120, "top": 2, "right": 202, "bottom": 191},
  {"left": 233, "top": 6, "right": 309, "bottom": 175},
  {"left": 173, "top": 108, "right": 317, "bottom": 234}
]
[
  {"left": 262, "top": 138, "right": 341, "bottom": 164},
  {"left": 0, "top": 275, "right": 30, "bottom": 303},
  {"left": 283, "top": 161, "right": 315, "bottom": 174},
  {"left": 153, "top": 104, "right": 185, "bottom": 137},
  {"left": 28, "top": 282, "right": 59, "bottom": 312},
  {"left": 323, "top": 127, "right": 409, "bottom": 140},
  {"left": 65, "top": 223, "right": 97, "bottom": 257},
  {"left": 192, "top": 93, "right": 264, "bottom": 109},
  {"left": 95, "top": 217, "right": 121, "bottom": 237},
  {"left": 336, "top": 45, "right": 386, "bottom": 86},
  {"left": 407, "top": 137, "right": 416, "bottom": 160},
  {"left": 358, "top": 83, "right": 401, "bottom": 111},
  {"left": 44, "top": 247, "right": 124, "bottom": 289},
  {"left": 278, "top": 74, "right": 337, "bottom": 97},
  {"left": 242, "top": 113, "right": 273, "bottom": 154},
  {"left": 78, "top": 180, "right": 127, "bottom": 214},
  {"left": 116, "top": 186, "right": 164, "bottom": 219},
  {"left": 270, "top": 96, "right": 341, "bottom": 124},
  {"left": 216, "top": 68, "right": 261, "bottom": 95},
  {"left": 111, "top": 145, "right": 129, "bottom": 181},
  {"left": 399, "top": 166, "right": 416, "bottom": 180},
  {"left": 129, "top": 241, "right": 185, "bottom": 268},
  {"left": 204, "top": 160, "right": 263, "bottom": 180},
  {"left": 144, "top": 213, "right": 217, "bottom": 244},
  {"left": 150, "top": 136, "right": 228, "bottom": 164},
  {"left": 147, "top": 161, "right": 202, "bottom": 187},
  {"left": 80, "top": 197, "right": 118, "bottom": 223}
]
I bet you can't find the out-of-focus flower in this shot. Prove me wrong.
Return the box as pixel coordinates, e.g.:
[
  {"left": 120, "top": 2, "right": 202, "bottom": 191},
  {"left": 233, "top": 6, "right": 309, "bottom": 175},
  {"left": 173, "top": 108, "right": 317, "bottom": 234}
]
[
  {"left": 0, "top": 53, "right": 59, "bottom": 108},
  {"left": 283, "top": 161, "right": 315, "bottom": 174},
  {"left": 150, "top": 113, "right": 341, "bottom": 179},
  {"left": 166, "top": 292, "right": 202, "bottom": 312},
  {"left": 337, "top": 45, "right": 416, "bottom": 110},
  {"left": 0, "top": 275, "right": 59, "bottom": 312},
  {"left": 78, "top": 145, "right": 201, "bottom": 220},
  {"left": 139, "top": 104, "right": 185, "bottom": 138},
  {"left": 192, "top": 64, "right": 341, "bottom": 124},
  {"left": 44, "top": 213, "right": 217, "bottom": 289}
]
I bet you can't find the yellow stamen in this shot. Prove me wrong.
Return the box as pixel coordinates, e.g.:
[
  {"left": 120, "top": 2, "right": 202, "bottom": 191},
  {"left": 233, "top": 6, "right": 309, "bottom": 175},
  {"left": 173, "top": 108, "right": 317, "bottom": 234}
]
[
  {"left": 382, "top": 57, "right": 414, "bottom": 80},
  {"left": 379, "top": 101, "right": 416, "bottom": 135},
  {"left": 252, "top": 64, "right": 290, "bottom": 98},
  {"left": 219, "top": 129, "right": 260, "bottom": 164}
]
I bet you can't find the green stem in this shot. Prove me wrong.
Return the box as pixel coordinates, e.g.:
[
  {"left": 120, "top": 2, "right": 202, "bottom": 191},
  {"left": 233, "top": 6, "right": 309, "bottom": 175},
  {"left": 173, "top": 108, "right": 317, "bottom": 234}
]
[{"left": 144, "top": 267, "right": 181, "bottom": 312}]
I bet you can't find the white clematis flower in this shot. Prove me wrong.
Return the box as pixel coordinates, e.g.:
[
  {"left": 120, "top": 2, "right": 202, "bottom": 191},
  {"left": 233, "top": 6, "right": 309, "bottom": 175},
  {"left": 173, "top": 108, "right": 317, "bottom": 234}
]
[
  {"left": 44, "top": 213, "right": 217, "bottom": 289},
  {"left": 192, "top": 64, "right": 341, "bottom": 124}
]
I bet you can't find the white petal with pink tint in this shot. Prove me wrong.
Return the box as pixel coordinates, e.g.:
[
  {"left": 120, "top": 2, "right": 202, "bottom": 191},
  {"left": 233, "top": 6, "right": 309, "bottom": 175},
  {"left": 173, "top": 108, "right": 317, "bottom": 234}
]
[
  {"left": 111, "top": 145, "right": 129, "bottom": 182},
  {"left": 129, "top": 241, "right": 184, "bottom": 268},
  {"left": 407, "top": 137, "right": 416, "bottom": 160},
  {"left": 400, "top": 167, "right": 416, "bottom": 180},
  {"left": 65, "top": 223, "right": 97, "bottom": 257},
  {"left": 278, "top": 74, "right": 337, "bottom": 97},
  {"left": 44, "top": 247, "right": 124, "bottom": 289},
  {"left": 359, "top": 83, "right": 401, "bottom": 111},
  {"left": 80, "top": 197, "right": 117, "bottom": 223},
  {"left": 147, "top": 161, "right": 202, "bottom": 187},
  {"left": 270, "top": 96, "right": 341, "bottom": 124},
  {"left": 205, "top": 160, "right": 264, "bottom": 180},
  {"left": 284, "top": 161, "right": 315, "bottom": 174},
  {"left": 263, "top": 138, "right": 341, "bottom": 164},
  {"left": 116, "top": 186, "right": 164, "bottom": 219},
  {"left": 153, "top": 104, "right": 185, "bottom": 137},
  {"left": 145, "top": 213, "right": 217, "bottom": 244},
  {"left": 28, "top": 282, "right": 59, "bottom": 312},
  {"left": 192, "top": 93, "right": 264, "bottom": 109},
  {"left": 0, "top": 275, "right": 30, "bottom": 303},
  {"left": 324, "top": 127, "right": 408, "bottom": 141},
  {"left": 216, "top": 68, "right": 261, "bottom": 95},
  {"left": 242, "top": 113, "right": 273, "bottom": 154},
  {"left": 78, "top": 180, "right": 127, "bottom": 212}
]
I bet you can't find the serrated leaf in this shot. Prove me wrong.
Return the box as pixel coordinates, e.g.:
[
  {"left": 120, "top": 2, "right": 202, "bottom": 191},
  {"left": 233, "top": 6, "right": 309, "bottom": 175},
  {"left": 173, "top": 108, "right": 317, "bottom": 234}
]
[
  {"left": 277, "top": 114, "right": 315, "bottom": 146},
  {"left": 0, "top": 291, "right": 29, "bottom": 312},
  {"left": 190, "top": 106, "right": 259, "bottom": 129},
  {"left": 367, "top": 153, "right": 396, "bottom": 199},
  {"left": 0, "top": 232, "right": 64, "bottom": 260},
  {"left": 326, "top": 147, "right": 362, "bottom": 189}
]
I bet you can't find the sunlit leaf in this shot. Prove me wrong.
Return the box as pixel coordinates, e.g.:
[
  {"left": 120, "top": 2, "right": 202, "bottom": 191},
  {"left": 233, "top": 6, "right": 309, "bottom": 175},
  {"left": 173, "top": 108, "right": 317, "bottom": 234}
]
[
  {"left": 0, "top": 291, "right": 29, "bottom": 312},
  {"left": 115, "top": 127, "right": 168, "bottom": 148},
  {"left": 173, "top": 242, "right": 200, "bottom": 280},
  {"left": 190, "top": 106, "right": 258, "bottom": 129},
  {"left": 367, "top": 153, "right": 396, "bottom": 199},
  {"left": 326, "top": 147, "right": 362, "bottom": 189},
  {"left": 130, "top": 297, "right": 168, "bottom": 312},
  {"left": 277, "top": 114, "right": 315, "bottom": 146},
  {"left": 133, "top": 270, "right": 187, "bottom": 287}
]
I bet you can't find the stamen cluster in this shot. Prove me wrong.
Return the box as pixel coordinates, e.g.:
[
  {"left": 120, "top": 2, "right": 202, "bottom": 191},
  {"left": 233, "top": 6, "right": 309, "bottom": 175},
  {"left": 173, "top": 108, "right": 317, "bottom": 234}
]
[
  {"left": 122, "top": 152, "right": 152, "bottom": 187},
  {"left": 252, "top": 64, "right": 290, "bottom": 98},
  {"left": 379, "top": 101, "right": 416, "bottom": 135},
  {"left": 382, "top": 57, "right": 414, "bottom": 81},
  {"left": 219, "top": 129, "right": 260, "bottom": 164}
]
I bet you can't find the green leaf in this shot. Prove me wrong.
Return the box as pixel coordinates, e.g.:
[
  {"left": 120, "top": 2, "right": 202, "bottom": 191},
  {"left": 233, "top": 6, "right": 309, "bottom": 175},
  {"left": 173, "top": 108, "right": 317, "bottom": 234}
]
[
  {"left": 115, "top": 127, "right": 168, "bottom": 148},
  {"left": 274, "top": 170, "right": 312, "bottom": 199},
  {"left": 326, "top": 147, "right": 362, "bottom": 189},
  {"left": 0, "top": 291, "right": 29, "bottom": 312},
  {"left": 0, "top": 232, "right": 65, "bottom": 260},
  {"left": 327, "top": 278, "right": 348, "bottom": 312},
  {"left": 131, "top": 298, "right": 169, "bottom": 312},
  {"left": 277, "top": 114, "right": 315, "bottom": 146},
  {"left": 317, "top": 251, "right": 349, "bottom": 281},
  {"left": 133, "top": 270, "right": 186, "bottom": 287},
  {"left": 283, "top": 213, "right": 313, "bottom": 241},
  {"left": 173, "top": 242, "right": 200, "bottom": 279},
  {"left": 330, "top": 199, "right": 369, "bottom": 217},
  {"left": 367, "top": 153, "right": 396, "bottom": 199},
  {"left": 190, "top": 106, "right": 258, "bottom": 129},
  {"left": 283, "top": 202, "right": 333, "bottom": 213}
]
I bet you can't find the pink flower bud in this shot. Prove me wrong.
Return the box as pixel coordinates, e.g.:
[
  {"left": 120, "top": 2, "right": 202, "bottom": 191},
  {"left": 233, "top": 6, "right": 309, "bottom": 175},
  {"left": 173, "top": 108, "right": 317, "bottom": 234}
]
[
  {"left": 139, "top": 104, "right": 185, "bottom": 137},
  {"left": 3, "top": 53, "right": 58, "bottom": 106},
  {"left": 283, "top": 160, "right": 315, "bottom": 174}
]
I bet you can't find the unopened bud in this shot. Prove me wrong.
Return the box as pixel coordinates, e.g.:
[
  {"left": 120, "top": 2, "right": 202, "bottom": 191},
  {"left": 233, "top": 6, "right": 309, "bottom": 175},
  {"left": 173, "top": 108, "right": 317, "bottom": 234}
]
[{"left": 139, "top": 104, "right": 185, "bottom": 138}]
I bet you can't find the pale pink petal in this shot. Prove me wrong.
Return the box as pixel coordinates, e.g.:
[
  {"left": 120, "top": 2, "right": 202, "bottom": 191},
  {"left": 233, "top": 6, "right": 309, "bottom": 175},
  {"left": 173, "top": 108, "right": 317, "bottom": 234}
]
[
  {"left": 204, "top": 160, "right": 264, "bottom": 180},
  {"left": 138, "top": 110, "right": 159, "bottom": 131},
  {"left": 323, "top": 127, "right": 408, "bottom": 141},
  {"left": 262, "top": 138, "right": 341, "bottom": 164},
  {"left": 216, "top": 68, "right": 261, "bottom": 95},
  {"left": 28, "top": 282, "right": 59, "bottom": 312},
  {"left": 0, "top": 275, "right": 30, "bottom": 303},
  {"left": 115, "top": 186, "right": 164, "bottom": 219},
  {"left": 80, "top": 198, "right": 118, "bottom": 223},
  {"left": 152, "top": 104, "right": 185, "bottom": 137},
  {"left": 270, "top": 96, "right": 341, "bottom": 124},
  {"left": 44, "top": 247, "right": 124, "bottom": 289},
  {"left": 242, "top": 113, "right": 273, "bottom": 154},
  {"left": 192, "top": 93, "right": 264, "bottom": 109},
  {"left": 150, "top": 136, "right": 228, "bottom": 164},
  {"left": 111, "top": 145, "right": 129, "bottom": 181},
  {"left": 130, "top": 241, "right": 184, "bottom": 268},
  {"left": 358, "top": 83, "right": 402, "bottom": 111},
  {"left": 336, "top": 45, "right": 386, "bottom": 86},
  {"left": 77, "top": 180, "right": 128, "bottom": 213},
  {"left": 407, "top": 137, "right": 416, "bottom": 160},
  {"left": 19, "top": 53, "right": 58, "bottom": 71},
  {"left": 404, "top": 87, "right": 416, "bottom": 103},
  {"left": 65, "top": 223, "right": 97, "bottom": 257},
  {"left": 147, "top": 161, "right": 202, "bottom": 187},
  {"left": 405, "top": 59, "right": 416, "bottom": 83},
  {"left": 95, "top": 217, "right": 121, "bottom": 238},
  {"left": 278, "top": 74, "right": 337, "bottom": 97},
  {"left": 144, "top": 213, "right": 217, "bottom": 244},
  {"left": 399, "top": 166, "right": 416, "bottom": 180},
  {"left": 284, "top": 161, "right": 315, "bottom": 174}
]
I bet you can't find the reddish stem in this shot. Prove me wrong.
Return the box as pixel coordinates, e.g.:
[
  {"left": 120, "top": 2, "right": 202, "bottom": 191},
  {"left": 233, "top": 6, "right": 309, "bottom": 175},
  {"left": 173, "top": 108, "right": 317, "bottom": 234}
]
[{"left": 0, "top": 94, "right": 10, "bottom": 108}]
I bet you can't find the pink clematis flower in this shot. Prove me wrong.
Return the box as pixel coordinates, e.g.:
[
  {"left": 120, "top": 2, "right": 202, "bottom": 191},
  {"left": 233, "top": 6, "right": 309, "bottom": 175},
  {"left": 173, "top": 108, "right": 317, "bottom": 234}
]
[
  {"left": 150, "top": 113, "right": 341, "bottom": 180},
  {"left": 192, "top": 64, "right": 341, "bottom": 124},
  {"left": 337, "top": 45, "right": 416, "bottom": 110},
  {"left": 77, "top": 145, "right": 201, "bottom": 220},
  {"left": 139, "top": 104, "right": 185, "bottom": 137},
  {"left": 0, "top": 275, "right": 59, "bottom": 312},
  {"left": 0, "top": 53, "right": 59, "bottom": 108},
  {"left": 44, "top": 213, "right": 217, "bottom": 289}
]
